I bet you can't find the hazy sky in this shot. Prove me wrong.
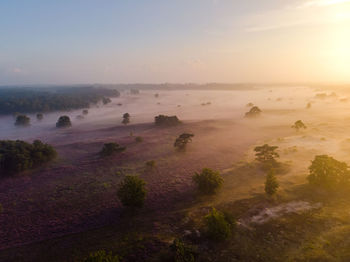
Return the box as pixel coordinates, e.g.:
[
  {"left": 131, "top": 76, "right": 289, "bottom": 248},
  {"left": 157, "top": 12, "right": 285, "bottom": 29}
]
[{"left": 0, "top": 0, "right": 349, "bottom": 84}]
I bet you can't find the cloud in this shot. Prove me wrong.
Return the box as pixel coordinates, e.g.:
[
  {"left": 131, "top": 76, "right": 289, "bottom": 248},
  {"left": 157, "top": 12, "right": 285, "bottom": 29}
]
[{"left": 299, "top": 0, "right": 350, "bottom": 8}]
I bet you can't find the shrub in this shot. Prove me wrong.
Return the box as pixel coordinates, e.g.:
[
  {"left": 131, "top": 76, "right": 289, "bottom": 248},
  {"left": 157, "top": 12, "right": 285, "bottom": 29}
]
[
  {"left": 100, "top": 143, "right": 126, "bottom": 157},
  {"left": 117, "top": 175, "right": 146, "bottom": 208},
  {"left": 155, "top": 115, "right": 181, "bottom": 126},
  {"left": 83, "top": 250, "right": 120, "bottom": 262},
  {"left": 292, "top": 120, "right": 307, "bottom": 131},
  {"left": 308, "top": 155, "right": 350, "bottom": 188},
  {"left": 204, "top": 208, "right": 235, "bottom": 241},
  {"left": 135, "top": 136, "right": 143, "bottom": 143},
  {"left": 170, "top": 239, "right": 197, "bottom": 262},
  {"left": 0, "top": 140, "right": 57, "bottom": 175},
  {"left": 102, "top": 97, "right": 111, "bottom": 105},
  {"left": 245, "top": 106, "right": 261, "bottom": 118},
  {"left": 36, "top": 113, "right": 43, "bottom": 120},
  {"left": 83, "top": 109, "right": 89, "bottom": 115},
  {"left": 174, "top": 133, "right": 194, "bottom": 151},
  {"left": 192, "top": 168, "right": 223, "bottom": 194},
  {"left": 15, "top": 114, "right": 30, "bottom": 126},
  {"left": 265, "top": 169, "right": 279, "bottom": 196},
  {"left": 56, "top": 115, "right": 72, "bottom": 128}
]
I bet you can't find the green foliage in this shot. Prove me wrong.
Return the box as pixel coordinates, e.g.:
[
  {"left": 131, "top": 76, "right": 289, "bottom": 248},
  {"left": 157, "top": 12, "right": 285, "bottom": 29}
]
[
  {"left": 122, "top": 113, "right": 130, "bottom": 125},
  {"left": 204, "top": 208, "right": 235, "bottom": 241},
  {"left": 174, "top": 133, "right": 194, "bottom": 151},
  {"left": 265, "top": 169, "right": 279, "bottom": 196},
  {"left": 245, "top": 106, "right": 262, "bottom": 118},
  {"left": 155, "top": 115, "right": 181, "bottom": 126},
  {"left": 117, "top": 175, "right": 146, "bottom": 208},
  {"left": 36, "top": 113, "right": 43, "bottom": 120},
  {"left": 170, "top": 239, "right": 197, "bottom": 262},
  {"left": 135, "top": 136, "right": 143, "bottom": 143},
  {"left": 308, "top": 155, "right": 350, "bottom": 188},
  {"left": 56, "top": 115, "right": 72, "bottom": 128},
  {"left": 292, "top": 120, "right": 307, "bottom": 131},
  {"left": 100, "top": 143, "right": 126, "bottom": 157},
  {"left": 0, "top": 87, "right": 119, "bottom": 114},
  {"left": 192, "top": 168, "right": 223, "bottom": 194},
  {"left": 15, "top": 114, "right": 30, "bottom": 126},
  {"left": 0, "top": 140, "right": 57, "bottom": 175},
  {"left": 254, "top": 144, "right": 279, "bottom": 167},
  {"left": 82, "top": 250, "right": 120, "bottom": 262}
]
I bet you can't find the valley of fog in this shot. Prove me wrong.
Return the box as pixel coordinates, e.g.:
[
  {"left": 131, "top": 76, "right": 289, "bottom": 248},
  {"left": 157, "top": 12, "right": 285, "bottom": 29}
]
[{"left": 0, "top": 85, "right": 348, "bottom": 152}]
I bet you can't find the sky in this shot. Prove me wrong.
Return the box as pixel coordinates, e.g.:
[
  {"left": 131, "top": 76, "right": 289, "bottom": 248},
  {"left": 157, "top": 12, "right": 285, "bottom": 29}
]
[{"left": 0, "top": 0, "right": 349, "bottom": 85}]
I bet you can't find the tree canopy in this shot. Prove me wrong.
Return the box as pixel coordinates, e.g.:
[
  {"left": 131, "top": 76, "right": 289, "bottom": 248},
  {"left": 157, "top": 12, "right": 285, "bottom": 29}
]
[
  {"left": 100, "top": 143, "right": 126, "bottom": 157},
  {"left": 174, "top": 133, "right": 194, "bottom": 151},
  {"left": 56, "top": 116, "right": 72, "bottom": 128},
  {"left": 245, "top": 106, "right": 262, "bottom": 118},
  {"left": 117, "top": 175, "right": 146, "bottom": 208},
  {"left": 292, "top": 120, "right": 307, "bottom": 131},
  {"left": 155, "top": 115, "right": 181, "bottom": 126},
  {"left": 15, "top": 114, "right": 30, "bottom": 126},
  {"left": 193, "top": 168, "right": 223, "bottom": 194},
  {"left": 254, "top": 144, "right": 279, "bottom": 166}
]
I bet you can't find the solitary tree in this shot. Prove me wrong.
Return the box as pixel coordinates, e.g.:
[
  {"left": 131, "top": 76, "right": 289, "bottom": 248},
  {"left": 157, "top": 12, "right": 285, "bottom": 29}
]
[
  {"left": 193, "top": 168, "right": 223, "bottom": 194},
  {"left": 36, "top": 113, "right": 44, "bottom": 120},
  {"left": 308, "top": 155, "right": 350, "bottom": 188},
  {"left": 204, "top": 208, "right": 235, "bottom": 241},
  {"left": 117, "top": 175, "right": 146, "bottom": 208},
  {"left": 122, "top": 113, "right": 130, "bottom": 125},
  {"left": 56, "top": 116, "right": 72, "bottom": 128},
  {"left": 174, "top": 133, "right": 194, "bottom": 151},
  {"left": 265, "top": 169, "right": 279, "bottom": 196},
  {"left": 15, "top": 114, "right": 30, "bottom": 126},
  {"left": 292, "top": 120, "right": 307, "bottom": 131},
  {"left": 82, "top": 109, "right": 89, "bottom": 115},
  {"left": 254, "top": 144, "right": 279, "bottom": 167},
  {"left": 245, "top": 106, "right": 262, "bottom": 118}
]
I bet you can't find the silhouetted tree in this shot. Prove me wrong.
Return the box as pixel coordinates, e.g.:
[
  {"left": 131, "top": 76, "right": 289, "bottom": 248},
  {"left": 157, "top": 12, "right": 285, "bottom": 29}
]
[
  {"left": 36, "top": 113, "right": 43, "bottom": 120},
  {"left": 56, "top": 116, "right": 72, "bottom": 128},
  {"left": 308, "top": 155, "right": 350, "bottom": 188},
  {"left": 15, "top": 114, "right": 30, "bottom": 126},
  {"left": 174, "top": 133, "right": 194, "bottom": 151},
  {"left": 292, "top": 120, "right": 307, "bottom": 131},
  {"left": 117, "top": 175, "right": 146, "bottom": 208},
  {"left": 82, "top": 109, "right": 89, "bottom": 115},
  {"left": 155, "top": 115, "right": 181, "bottom": 126},
  {"left": 122, "top": 113, "right": 130, "bottom": 125},
  {"left": 254, "top": 144, "right": 279, "bottom": 167},
  {"left": 245, "top": 106, "right": 262, "bottom": 118}
]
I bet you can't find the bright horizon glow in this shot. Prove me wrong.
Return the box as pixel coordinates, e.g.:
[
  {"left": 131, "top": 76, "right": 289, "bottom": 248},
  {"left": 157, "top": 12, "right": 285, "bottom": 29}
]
[{"left": 0, "top": 0, "right": 349, "bottom": 85}]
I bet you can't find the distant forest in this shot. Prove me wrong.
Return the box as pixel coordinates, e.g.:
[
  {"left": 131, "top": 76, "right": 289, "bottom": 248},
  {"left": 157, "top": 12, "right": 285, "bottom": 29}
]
[{"left": 0, "top": 86, "right": 120, "bottom": 114}]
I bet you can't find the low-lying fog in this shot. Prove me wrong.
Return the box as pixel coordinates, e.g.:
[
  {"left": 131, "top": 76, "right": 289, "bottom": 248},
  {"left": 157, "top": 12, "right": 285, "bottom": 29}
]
[{"left": 0, "top": 85, "right": 347, "bottom": 148}]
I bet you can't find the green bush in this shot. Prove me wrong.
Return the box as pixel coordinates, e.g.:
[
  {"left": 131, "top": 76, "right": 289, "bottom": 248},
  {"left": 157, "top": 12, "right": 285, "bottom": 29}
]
[
  {"left": 100, "top": 143, "right": 126, "bottom": 157},
  {"left": 117, "top": 175, "right": 146, "bottom": 208},
  {"left": 170, "top": 239, "right": 197, "bottom": 262},
  {"left": 192, "top": 168, "right": 223, "bottom": 194},
  {"left": 0, "top": 140, "right": 57, "bottom": 175},
  {"left": 82, "top": 250, "right": 120, "bottom": 262},
  {"left": 204, "top": 208, "right": 235, "bottom": 241}
]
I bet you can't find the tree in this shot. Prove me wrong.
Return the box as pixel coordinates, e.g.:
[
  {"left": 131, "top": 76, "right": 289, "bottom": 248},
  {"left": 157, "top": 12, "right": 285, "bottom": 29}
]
[
  {"left": 100, "top": 143, "right": 126, "bottom": 157},
  {"left": 204, "top": 208, "right": 235, "bottom": 241},
  {"left": 0, "top": 140, "right": 57, "bottom": 175},
  {"left": 245, "top": 106, "right": 262, "bottom": 118},
  {"left": 117, "top": 175, "right": 146, "bottom": 208},
  {"left": 82, "top": 109, "right": 89, "bottom": 115},
  {"left": 122, "top": 113, "right": 130, "bottom": 125},
  {"left": 36, "top": 113, "right": 43, "bottom": 120},
  {"left": 254, "top": 144, "right": 279, "bottom": 167},
  {"left": 308, "top": 155, "right": 350, "bottom": 188},
  {"left": 15, "top": 114, "right": 30, "bottom": 126},
  {"left": 292, "top": 120, "right": 307, "bottom": 131},
  {"left": 56, "top": 116, "right": 72, "bottom": 128},
  {"left": 265, "top": 169, "right": 279, "bottom": 196},
  {"left": 174, "top": 133, "right": 194, "bottom": 151},
  {"left": 83, "top": 250, "right": 120, "bottom": 262},
  {"left": 170, "top": 239, "right": 197, "bottom": 262},
  {"left": 155, "top": 115, "right": 181, "bottom": 126},
  {"left": 193, "top": 168, "right": 223, "bottom": 194}
]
